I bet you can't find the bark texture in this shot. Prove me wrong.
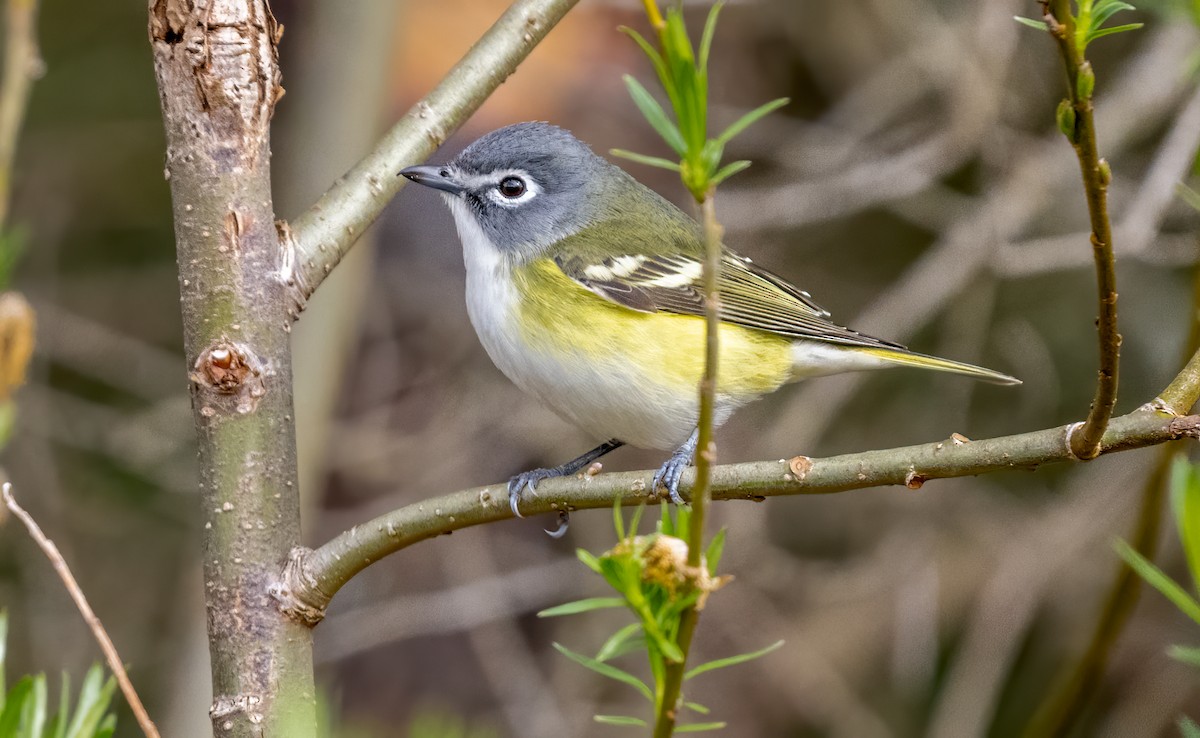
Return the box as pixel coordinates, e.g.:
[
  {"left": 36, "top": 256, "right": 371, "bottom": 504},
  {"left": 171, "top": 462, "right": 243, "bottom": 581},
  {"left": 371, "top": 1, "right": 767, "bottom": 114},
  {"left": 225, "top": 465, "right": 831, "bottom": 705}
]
[{"left": 149, "top": 1, "right": 315, "bottom": 735}]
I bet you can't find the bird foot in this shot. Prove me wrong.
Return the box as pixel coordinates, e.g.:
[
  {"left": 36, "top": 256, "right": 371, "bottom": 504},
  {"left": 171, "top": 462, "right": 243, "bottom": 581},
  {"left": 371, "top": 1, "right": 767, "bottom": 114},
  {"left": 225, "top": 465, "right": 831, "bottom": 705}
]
[
  {"left": 507, "top": 466, "right": 566, "bottom": 519},
  {"left": 653, "top": 448, "right": 693, "bottom": 505}
]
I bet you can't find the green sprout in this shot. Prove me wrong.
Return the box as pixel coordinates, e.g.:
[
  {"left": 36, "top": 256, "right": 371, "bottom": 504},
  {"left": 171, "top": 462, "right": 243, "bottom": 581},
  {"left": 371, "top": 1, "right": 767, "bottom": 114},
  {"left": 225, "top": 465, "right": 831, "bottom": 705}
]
[
  {"left": 613, "top": 1, "right": 788, "bottom": 202},
  {"left": 1114, "top": 456, "right": 1200, "bottom": 731},
  {"left": 0, "top": 611, "right": 118, "bottom": 738},
  {"left": 539, "top": 504, "right": 781, "bottom": 732},
  {"left": 1015, "top": 0, "right": 1144, "bottom": 50}
]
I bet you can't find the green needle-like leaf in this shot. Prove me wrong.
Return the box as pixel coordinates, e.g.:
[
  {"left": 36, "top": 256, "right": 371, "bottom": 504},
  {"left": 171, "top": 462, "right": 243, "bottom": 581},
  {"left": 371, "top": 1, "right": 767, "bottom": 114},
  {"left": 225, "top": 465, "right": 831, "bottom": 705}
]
[
  {"left": 0, "top": 677, "right": 33, "bottom": 736},
  {"left": 623, "top": 75, "right": 687, "bottom": 156},
  {"left": 0, "top": 610, "right": 7, "bottom": 702},
  {"left": 553, "top": 643, "right": 653, "bottom": 701},
  {"left": 612, "top": 498, "right": 625, "bottom": 541},
  {"left": 1114, "top": 539, "right": 1200, "bottom": 624},
  {"left": 577, "top": 548, "right": 603, "bottom": 575},
  {"left": 52, "top": 673, "right": 70, "bottom": 738},
  {"left": 594, "top": 715, "right": 649, "bottom": 727},
  {"left": 684, "top": 701, "right": 711, "bottom": 714},
  {"left": 1181, "top": 716, "right": 1200, "bottom": 738},
  {"left": 715, "top": 97, "right": 789, "bottom": 146},
  {"left": 1169, "top": 644, "right": 1200, "bottom": 668},
  {"left": 684, "top": 640, "right": 784, "bottom": 681},
  {"left": 1014, "top": 15, "right": 1050, "bottom": 30},
  {"left": 698, "top": 1, "right": 724, "bottom": 72},
  {"left": 710, "top": 160, "right": 751, "bottom": 186},
  {"left": 705, "top": 528, "right": 727, "bottom": 576},
  {"left": 675, "top": 722, "right": 728, "bottom": 732},
  {"left": 1177, "top": 183, "right": 1200, "bottom": 213},
  {"left": 1092, "top": 0, "right": 1136, "bottom": 27},
  {"left": 28, "top": 675, "right": 47, "bottom": 738},
  {"left": 1170, "top": 456, "right": 1200, "bottom": 592},
  {"left": 538, "top": 597, "right": 627, "bottom": 618},
  {"left": 1085, "top": 22, "right": 1144, "bottom": 44},
  {"left": 597, "top": 623, "right": 646, "bottom": 662}
]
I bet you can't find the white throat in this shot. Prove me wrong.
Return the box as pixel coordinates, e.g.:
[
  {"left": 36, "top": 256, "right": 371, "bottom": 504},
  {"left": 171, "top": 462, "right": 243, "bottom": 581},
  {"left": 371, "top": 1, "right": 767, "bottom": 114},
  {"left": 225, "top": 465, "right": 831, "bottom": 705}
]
[{"left": 444, "top": 195, "right": 517, "bottom": 336}]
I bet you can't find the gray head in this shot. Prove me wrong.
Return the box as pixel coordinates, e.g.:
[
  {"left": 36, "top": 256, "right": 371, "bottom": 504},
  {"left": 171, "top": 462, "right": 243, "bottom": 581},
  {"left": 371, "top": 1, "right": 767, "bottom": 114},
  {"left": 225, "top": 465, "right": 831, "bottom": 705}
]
[{"left": 401, "top": 122, "right": 619, "bottom": 256}]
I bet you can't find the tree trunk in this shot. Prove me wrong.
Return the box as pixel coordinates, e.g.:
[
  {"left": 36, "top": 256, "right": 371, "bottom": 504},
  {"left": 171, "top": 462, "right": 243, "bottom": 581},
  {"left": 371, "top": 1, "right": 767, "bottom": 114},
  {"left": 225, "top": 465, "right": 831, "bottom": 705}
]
[{"left": 149, "top": 1, "right": 316, "bottom": 735}]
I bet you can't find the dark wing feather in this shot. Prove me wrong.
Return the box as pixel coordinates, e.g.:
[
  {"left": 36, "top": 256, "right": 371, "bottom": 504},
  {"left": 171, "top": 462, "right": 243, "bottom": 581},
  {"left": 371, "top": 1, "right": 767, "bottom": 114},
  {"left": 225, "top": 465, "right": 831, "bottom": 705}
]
[{"left": 553, "top": 248, "right": 906, "bottom": 350}]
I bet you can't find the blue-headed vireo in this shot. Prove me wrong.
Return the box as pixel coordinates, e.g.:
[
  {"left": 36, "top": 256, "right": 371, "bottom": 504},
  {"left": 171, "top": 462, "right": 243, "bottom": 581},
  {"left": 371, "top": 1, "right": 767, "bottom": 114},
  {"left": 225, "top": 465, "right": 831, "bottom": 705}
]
[{"left": 401, "top": 122, "right": 1019, "bottom": 521}]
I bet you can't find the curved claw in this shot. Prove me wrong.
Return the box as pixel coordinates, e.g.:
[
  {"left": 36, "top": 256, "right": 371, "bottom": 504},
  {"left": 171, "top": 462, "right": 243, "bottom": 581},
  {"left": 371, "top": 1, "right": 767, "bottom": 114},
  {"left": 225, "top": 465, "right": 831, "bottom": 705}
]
[
  {"left": 507, "top": 467, "right": 559, "bottom": 519},
  {"left": 544, "top": 510, "right": 570, "bottom": 538}
]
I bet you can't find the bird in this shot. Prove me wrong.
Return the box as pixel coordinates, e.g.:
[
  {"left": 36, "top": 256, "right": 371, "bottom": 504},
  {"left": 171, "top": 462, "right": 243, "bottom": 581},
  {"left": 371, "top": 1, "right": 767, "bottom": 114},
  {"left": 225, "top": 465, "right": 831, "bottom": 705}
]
[{"left": 400, "top": 121, "right": 1018, "bottom": 525}]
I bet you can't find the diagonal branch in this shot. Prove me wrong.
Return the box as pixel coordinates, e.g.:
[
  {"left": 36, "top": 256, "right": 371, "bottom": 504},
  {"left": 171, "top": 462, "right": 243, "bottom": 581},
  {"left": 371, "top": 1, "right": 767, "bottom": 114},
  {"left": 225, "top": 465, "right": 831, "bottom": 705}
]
[
  {"left": 282, "top": 0, "right": 581, "bottom": 314},
  {"left": 273, "top": 387, "right": 1200, "bottom": 625}
]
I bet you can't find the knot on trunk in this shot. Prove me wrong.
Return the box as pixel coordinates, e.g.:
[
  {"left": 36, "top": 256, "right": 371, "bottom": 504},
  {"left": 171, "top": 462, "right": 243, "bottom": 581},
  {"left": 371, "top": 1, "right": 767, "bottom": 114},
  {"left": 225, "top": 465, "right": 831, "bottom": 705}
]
[{"left": 191, "top": 340, "right": 267, "bottom": 414}]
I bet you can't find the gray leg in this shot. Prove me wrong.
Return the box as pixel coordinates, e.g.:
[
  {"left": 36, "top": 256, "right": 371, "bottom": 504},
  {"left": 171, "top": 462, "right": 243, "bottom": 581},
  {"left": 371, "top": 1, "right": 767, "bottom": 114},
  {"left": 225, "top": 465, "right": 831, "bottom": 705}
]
[
  {"left": 508, "top": 439, "right": 624, "bottom": 519},
  {"left": 653, "top": 428, "right": 699, "bottom": 505}
]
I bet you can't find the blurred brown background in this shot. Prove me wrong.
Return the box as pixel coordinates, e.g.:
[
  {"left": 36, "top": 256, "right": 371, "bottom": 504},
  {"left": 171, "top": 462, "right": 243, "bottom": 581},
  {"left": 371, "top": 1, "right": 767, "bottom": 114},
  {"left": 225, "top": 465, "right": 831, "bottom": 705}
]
[{"left": 2, "top": 0, "right": 1200, "bottom": 735}]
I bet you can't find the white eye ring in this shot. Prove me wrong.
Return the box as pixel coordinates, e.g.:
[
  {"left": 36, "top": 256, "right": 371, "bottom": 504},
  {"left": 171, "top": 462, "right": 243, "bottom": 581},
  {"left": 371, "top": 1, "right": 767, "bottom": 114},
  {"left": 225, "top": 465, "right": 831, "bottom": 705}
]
[{"left": 485, "top": 170, "right": 539, "bottom": 207}]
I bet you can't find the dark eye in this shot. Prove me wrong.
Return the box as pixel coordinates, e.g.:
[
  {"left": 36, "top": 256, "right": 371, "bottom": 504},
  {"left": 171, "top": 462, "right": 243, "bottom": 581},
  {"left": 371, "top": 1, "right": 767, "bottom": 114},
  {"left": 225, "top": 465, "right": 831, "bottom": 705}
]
[{"left": 498, "top": 176, "right": 526, "bottom": 198}]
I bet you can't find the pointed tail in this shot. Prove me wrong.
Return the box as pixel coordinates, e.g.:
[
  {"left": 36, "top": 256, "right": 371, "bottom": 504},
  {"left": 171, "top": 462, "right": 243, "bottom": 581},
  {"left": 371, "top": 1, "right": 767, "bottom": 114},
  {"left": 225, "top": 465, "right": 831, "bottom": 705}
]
[{"left": 857, "top": 347, "right": 1021, "bottom": 385}]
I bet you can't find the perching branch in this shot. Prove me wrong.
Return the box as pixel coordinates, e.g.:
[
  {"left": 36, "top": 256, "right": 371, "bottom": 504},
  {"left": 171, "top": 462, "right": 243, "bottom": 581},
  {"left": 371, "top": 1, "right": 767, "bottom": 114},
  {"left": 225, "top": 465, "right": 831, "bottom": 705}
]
[
  {"left": 2, "top": 483, "right": 162, "bottom": 738},
  {"left": 283, "top": 0, "right": 581, "bottom": 313},
  {"left": 275, "top": 369, "right": 1200, "bottom": 623},
  {"left": 1043, "top": 0, "right": 1122, "bottom": 460},
  {"left": 0, "top": 0, "right": 41, "bottom": 231}
]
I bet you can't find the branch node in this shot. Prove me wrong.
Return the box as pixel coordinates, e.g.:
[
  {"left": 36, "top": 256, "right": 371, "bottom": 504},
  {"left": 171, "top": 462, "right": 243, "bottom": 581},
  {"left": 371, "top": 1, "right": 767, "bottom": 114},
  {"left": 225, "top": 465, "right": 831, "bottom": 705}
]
[
  {"left": 270, "top": 546, "right": 331, "bottom": 627},
  {"left": 276, "top": 219, "right": 309, "bottom": 320},
  {"left": 210, "top": 693, "right": 265, "bottom": 730},
  {"left": 190, "top": 340, "right": 268, "bottom": 414},
  {"left": 787, "top": 455, "right": 812, "bottom": 480},
  {"left": 1143, "top": 397, "right": 1181, "bottom": 417},
  {"left": 1064, "top": 421, "right": 1086, "bottom": 461},
  {"left": 904, "top": 468, "right": 926, "bottom": 490}
]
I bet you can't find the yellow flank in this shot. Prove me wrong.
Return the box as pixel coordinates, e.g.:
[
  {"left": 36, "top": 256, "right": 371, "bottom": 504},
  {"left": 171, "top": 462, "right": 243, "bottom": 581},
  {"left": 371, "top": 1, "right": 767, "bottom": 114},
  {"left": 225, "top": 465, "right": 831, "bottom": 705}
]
[{"left": 513, "top": 258, "right": 794, "bottom": 397}]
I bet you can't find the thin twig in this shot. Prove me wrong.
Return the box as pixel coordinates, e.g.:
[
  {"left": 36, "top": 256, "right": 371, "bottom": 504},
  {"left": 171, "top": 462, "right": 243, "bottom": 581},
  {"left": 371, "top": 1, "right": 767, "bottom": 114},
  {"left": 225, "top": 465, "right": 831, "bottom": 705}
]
[
  {"left": 284, "top": 0, "right": 582, "bottom": 312},
  {"left": 0, "top": 0, "right": 41, "bottom": 231},
  {"left": 2, "top": 482, "right": 162, "bottom": 738},
  {"left": 1044, "top": 0, "right": 1121, "bottom": 460}
]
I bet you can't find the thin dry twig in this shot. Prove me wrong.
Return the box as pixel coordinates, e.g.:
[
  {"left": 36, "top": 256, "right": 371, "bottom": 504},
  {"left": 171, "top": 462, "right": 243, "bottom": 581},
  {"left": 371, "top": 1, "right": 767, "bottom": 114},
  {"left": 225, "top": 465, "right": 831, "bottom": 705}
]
[{"left": 2, "top": 482, "right": 162, "bottom": 738}]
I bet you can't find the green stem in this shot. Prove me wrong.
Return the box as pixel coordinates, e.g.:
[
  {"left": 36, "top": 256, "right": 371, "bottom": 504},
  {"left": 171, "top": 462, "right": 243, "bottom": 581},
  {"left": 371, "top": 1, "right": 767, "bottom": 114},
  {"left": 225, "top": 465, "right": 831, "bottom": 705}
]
[
  {"left": 652, "top": 193, "right": 722, "bottom": 738},
  {"left": 1044, "top": 0, "right": 1122, "bottom": 460}
]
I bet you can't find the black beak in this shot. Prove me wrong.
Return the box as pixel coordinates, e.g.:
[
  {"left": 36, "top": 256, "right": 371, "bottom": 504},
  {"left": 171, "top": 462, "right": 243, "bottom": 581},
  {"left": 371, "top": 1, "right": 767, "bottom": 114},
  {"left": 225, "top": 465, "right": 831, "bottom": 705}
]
[{"left": 399, "top": 165, "right": 465, "bottom": 195}]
